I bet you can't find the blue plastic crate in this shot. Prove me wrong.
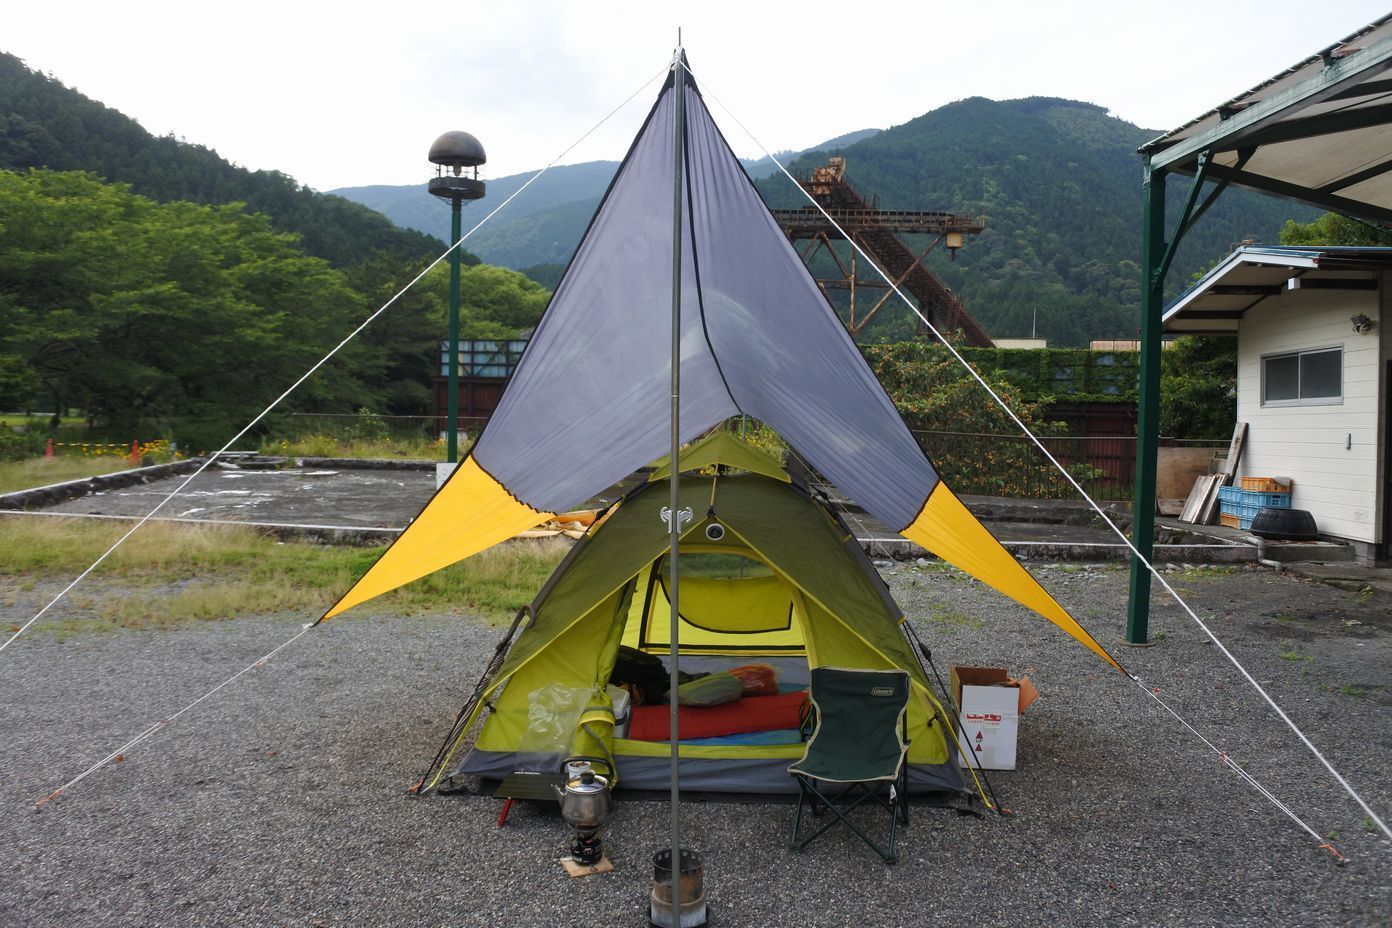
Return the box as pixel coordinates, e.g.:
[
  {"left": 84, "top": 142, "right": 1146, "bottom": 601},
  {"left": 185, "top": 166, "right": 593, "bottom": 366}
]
[
  {"left": 1217, "top": 486, "right": 1242, "bottom": 504},
  {"left": 1239, "top": 488, "right": 1291, "bottom": 510}
]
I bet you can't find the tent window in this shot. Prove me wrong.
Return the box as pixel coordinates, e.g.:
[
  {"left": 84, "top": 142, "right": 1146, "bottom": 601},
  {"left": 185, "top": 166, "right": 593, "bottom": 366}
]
[
  {"left": 677, "top": 553, "right": 774, "bottom": 579},
  {"left": 654, "top": 554, "right": 793, "bottom": 634},
  {"left": 1261, "top": 347, "right": 1341, "bottom": 406}
]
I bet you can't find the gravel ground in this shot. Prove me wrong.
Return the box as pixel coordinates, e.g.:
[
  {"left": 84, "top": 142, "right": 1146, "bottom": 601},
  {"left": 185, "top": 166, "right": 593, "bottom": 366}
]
[{"left": 1, "top": 563, "right": 1389, "bottom": 927}]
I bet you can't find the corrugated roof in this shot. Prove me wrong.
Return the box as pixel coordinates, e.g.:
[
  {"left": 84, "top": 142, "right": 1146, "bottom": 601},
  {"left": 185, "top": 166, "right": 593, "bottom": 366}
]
[
  {"left": 1141, "top": 16, "right": 1392, "bottom": 225},
  {"left": 1161, "top": 245, "right": 1392, "bottom": 334}
]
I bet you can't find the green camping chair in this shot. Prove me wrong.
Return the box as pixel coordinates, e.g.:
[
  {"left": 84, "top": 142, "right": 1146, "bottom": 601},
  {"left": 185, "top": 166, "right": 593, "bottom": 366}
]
[{"left": 789, "top": 667, "right": 911, "bottom": 864}]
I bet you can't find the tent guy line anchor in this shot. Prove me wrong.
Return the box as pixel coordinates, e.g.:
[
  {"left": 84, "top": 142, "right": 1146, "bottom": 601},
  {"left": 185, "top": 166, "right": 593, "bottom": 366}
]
[
  {"left": 34, "top": 623, "right": 316, "bottom": 809},
  {"left": 1128, "top": 673, "right": 1341, "bottom": 859},
  {"left": 0, "top": 65, "right": 668, "bottom": 660},
  {"left": 685, "top": 59, "right": 1390, "bottom": 847}
]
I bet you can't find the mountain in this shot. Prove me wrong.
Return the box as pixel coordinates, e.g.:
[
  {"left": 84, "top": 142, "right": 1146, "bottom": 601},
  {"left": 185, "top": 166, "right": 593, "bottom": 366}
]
[
  {"left": 0, "top": 51, "right": 446, "bottom": 267},
  {"left": 754, "top": 97, "right": 1314, "bottom": 344},
  {"left": 331, "top": 130, "right": 881, "bottom": 270},
  {"left": 738, "top": 128, "right": 881, "bottom": 179},
  {"left": 346, "top": 96, "right": 1312, "bottom": 346}
]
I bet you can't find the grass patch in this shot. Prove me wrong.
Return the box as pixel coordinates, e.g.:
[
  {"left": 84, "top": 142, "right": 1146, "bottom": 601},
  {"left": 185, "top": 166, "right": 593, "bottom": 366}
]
[
  {"left": 928, "top": 605, "right": 985, "bottom": 629},
  {"left": 1179, "top": 565, "right": 1239, "bottom": 579},
  {"left": 1276, "top": 639, "right": 1313, "bottom": 670},
  {"left": 1, "top": 518, "right": 568, "bottom": 632},
  {"left": 260, "top": 434, "right": 455, "bottom": 461},
  {"left": 0, "top": 457, "right": 143, "bottom": 494}
]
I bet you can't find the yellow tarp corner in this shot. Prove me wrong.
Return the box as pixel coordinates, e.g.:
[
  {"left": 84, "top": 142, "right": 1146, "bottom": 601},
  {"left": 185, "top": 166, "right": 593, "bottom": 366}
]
[
  {"left": 321, "top": 456, "right": 552, "bottom": 620},
  {"left": 902, "top": 484, "right": 1122, "bottom": 671}
]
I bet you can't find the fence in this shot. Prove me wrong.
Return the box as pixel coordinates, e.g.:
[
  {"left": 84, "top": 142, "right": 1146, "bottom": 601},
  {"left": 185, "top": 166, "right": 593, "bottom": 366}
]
[
  {"left": 910, "top": 431, "right": 1227, "bottom": 501},
  {"left": 275, "top": 413, "right": 489, "bottom": 444}
]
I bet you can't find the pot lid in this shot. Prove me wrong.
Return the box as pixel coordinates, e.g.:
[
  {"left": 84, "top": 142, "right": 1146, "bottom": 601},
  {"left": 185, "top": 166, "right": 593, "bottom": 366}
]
[{"left": 565, "top": 770, "right": 609, "bottom": 793}]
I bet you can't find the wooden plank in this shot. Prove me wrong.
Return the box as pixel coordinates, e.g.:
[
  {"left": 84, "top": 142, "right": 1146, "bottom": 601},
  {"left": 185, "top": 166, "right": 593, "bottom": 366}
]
[
  {"left": 1198, "top": 475, "right": 1225, "bottom": 525},
  {"left": 560, "top": 855, "right": 615, "bottom": 878},
  {"left": 1179, "top": 474, "right": 1216, "bottom": 523},
  {"left": 1220, "top": 422, "right": 1248, "bottom": 476}
]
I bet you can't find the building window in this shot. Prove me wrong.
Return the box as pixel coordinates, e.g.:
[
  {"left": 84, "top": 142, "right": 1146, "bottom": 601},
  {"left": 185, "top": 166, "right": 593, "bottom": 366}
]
[{"left": 1261, "top": 347, "right": 1342, "bottom": 406}]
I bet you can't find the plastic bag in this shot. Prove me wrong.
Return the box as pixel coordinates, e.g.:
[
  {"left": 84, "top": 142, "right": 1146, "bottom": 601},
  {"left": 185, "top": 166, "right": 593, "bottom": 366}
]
[
  {"left": 728, "top": 663, "right": 779, "bottom": 697},
  {"left": 515, "top": 683, "right": 590, "bottom": 762}
]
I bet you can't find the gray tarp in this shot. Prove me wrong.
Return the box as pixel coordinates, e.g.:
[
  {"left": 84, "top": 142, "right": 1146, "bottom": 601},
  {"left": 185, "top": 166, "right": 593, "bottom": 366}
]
[{"left": 475, "top": 67, "right": 938, "bottom": 528}]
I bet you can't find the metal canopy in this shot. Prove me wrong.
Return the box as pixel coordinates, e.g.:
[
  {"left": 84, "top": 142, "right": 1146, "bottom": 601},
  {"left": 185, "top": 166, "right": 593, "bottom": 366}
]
[
  {"left": 1141, "top": 15, "right": 1392, "bottom": 225},
  {"left": 1127, "top": 15, "right": 1392, "bottom": 644},
  {"left": 1162, "top": 245, "right": 1392, "bottom": 334}
]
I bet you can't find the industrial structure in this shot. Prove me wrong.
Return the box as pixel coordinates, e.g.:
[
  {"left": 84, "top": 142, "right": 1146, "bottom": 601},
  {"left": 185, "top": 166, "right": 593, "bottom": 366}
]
[{"left": 771, "top": 158, "right": 993, "bottom": 346}]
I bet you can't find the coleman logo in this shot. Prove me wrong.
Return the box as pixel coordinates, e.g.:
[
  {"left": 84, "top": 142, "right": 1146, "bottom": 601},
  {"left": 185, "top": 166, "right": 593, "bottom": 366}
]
[
  {"left": 870, "top": 686, "right": 895, "bottom": 696},
  {"left": 964, "top": 712, "right": 1002, "bottom": 723}
]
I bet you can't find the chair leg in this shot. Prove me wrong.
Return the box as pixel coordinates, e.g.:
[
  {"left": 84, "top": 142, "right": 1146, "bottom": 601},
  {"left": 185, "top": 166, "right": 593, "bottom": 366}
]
[
  {"left": 790, "top": 779, "right": 900, "bottom": 864},
  {"left": 790, "top": 777, "right": 807, "bottom": 851}
]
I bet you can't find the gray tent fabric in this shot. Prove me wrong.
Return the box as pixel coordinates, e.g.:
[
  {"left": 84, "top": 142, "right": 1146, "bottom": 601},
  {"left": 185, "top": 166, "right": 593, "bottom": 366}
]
[
  {"left": 681, "top": 82, "right": 939, "bottom": 529},
  {"left": 474, "top": 66, "right": 938, "bottom": 527},
  {"left": 474, "top": 80, "right": 739, "bottom": 512}
]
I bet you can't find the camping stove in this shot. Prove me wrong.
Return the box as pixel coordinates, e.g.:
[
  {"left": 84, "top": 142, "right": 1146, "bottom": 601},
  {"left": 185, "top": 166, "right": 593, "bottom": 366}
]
[
  {"left": 570, "top": 827, "right": 604, "bottom": 866},
  {"left": 554, "top": 767, "right": 612, "bottom": 865}
]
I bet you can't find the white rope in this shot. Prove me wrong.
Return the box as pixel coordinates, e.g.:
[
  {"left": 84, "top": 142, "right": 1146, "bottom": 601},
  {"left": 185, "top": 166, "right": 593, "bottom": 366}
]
[
  {"left": 35, "top": 622, "right": 315, "bottom": 808},
  {"left": 687, "top": 61, "right": 1391, "bottom": 846},
  {"left": 0, "top": 64, "right": 669, "bottom": 658},
  {"left": 1128, "top": 674, "right": 1338, "bottom": 855}
]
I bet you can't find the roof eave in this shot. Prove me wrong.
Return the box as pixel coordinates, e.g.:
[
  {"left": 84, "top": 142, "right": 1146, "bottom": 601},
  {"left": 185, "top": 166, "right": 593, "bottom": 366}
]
[{"left": 1140, "top": 32, "right": 1392, "bottom": 169}]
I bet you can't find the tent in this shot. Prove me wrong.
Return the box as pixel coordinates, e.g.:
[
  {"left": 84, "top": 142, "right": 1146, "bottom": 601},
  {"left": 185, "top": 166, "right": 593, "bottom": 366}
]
[
  {"left": 320, "top": 54, "right": 1123, "bottom": 795},
  {"left": 421, "top": 433, "right": 967, "bottom": 795}
]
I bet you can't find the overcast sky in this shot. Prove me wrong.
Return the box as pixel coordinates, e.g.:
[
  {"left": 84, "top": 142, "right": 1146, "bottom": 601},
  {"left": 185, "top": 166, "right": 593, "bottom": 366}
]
[{"left": 6, "top": 1, "right": 1389, "bottom": 192}]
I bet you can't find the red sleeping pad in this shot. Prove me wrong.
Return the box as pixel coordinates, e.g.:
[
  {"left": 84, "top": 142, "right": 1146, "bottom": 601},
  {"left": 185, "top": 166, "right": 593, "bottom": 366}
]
[{"left": 627, "top": 691, "right": 808, "bottom": 742}]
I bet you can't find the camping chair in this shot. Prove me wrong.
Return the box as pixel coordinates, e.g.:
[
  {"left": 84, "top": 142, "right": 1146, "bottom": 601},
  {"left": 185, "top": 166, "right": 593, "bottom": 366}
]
[{"left": 789, "top": 667, "right": 910, "bottom": 864}]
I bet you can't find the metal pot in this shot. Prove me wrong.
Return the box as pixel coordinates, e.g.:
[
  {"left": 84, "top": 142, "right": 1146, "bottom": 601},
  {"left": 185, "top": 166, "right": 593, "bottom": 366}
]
[{"left": 553, "top": 769, "right": 612, "bottom": 830}]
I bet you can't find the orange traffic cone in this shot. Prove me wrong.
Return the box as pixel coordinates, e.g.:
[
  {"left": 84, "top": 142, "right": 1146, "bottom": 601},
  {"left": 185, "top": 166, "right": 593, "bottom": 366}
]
[
  {"left": 129, "top": 439, "right": 140, "bottom": 465},
  {"left": 45, "top": 438, "right": 54, "bottom": 458}
]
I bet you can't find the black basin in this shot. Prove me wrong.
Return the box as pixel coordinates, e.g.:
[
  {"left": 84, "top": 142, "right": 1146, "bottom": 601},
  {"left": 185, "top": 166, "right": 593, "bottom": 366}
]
[{"left": 1250, "top": 507, "right": 1318, "bottom": 541}]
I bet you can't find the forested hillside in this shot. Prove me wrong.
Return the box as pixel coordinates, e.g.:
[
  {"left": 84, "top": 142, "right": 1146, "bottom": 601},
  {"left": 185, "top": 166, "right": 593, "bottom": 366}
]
[
  {"left": 0, "top": 171, "right": 549, "bottom": 449},
  {"left": 0, "top": 51, "right": 447, "bottom": 267},
  {"left": 0, "top": 51, "right": 552, "bottom": 446},
  {"left": 338, "top": 94, "right": 1311, "bottom": 346},
  {"left": 756, "top": 97, "right": 1314, "bottom": 344}
]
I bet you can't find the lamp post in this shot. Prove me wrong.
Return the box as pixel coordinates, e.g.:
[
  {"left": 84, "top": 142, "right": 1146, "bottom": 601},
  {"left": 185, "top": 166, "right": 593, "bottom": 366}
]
[{"left": 428, "top": 131, "right": 487, "bottom": 466}]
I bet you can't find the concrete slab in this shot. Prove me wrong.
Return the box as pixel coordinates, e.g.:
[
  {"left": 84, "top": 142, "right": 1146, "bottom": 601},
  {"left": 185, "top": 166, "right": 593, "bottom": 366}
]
[{"left": 2, "top": 459, "right": 1268, "bottom": 564}]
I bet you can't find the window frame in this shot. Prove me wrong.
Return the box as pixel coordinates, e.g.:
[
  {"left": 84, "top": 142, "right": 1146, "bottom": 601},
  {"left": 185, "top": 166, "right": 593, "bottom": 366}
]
[{"left": 1259, "top": 345, "right": 1343, "bottom": 407}]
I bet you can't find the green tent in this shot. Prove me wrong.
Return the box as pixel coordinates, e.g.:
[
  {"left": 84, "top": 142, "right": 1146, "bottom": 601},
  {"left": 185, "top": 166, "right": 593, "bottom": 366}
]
[{"left": 423, "top": 434, "right": 968, "bottom": 796}]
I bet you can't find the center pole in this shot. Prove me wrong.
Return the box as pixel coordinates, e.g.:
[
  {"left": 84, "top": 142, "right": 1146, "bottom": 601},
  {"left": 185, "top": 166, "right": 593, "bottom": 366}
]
[{"left": 667, "top": 51, "right": 687, "bottom": 928}]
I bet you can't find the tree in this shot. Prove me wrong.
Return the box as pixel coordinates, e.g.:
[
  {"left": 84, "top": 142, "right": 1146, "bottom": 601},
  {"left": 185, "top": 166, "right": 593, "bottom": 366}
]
[
  {"left": 0, "top": 169, "right": 374, "bottom": 449},
  {"left": 1280, "top": 212, "right": 1392, "bottom": 247},
  {"left": 861, "top": 342, "right": 1092, "bottom": 496},
  {"left": 1159, "top": 336, "right": 1236, "bottom": 439}
]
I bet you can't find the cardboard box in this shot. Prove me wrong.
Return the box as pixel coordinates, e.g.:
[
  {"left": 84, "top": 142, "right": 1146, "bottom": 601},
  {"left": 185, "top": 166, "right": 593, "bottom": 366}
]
[{"left": 949, "top": 666, "right": 1038, "bottom": 771}]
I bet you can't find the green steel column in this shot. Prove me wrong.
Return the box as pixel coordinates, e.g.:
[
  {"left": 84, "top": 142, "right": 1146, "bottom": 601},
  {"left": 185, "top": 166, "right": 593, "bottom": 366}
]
[
  {"left": 1126, "top": 165, "right": 1166, "bottom": 643},
  {"left": 447, "top": 200, "right": 462, "bottom": 463}
]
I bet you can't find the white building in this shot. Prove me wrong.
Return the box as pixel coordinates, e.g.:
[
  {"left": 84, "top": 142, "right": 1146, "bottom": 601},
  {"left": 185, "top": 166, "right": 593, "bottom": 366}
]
[{"left": 1163, "top": 245, "right": 1390, "bottom": 563}]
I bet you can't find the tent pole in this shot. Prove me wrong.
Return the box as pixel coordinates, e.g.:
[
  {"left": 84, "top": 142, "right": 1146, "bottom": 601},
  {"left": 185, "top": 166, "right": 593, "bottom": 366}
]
[{"left": 666, "top": 49, "right": 686, "bottom": 928}]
